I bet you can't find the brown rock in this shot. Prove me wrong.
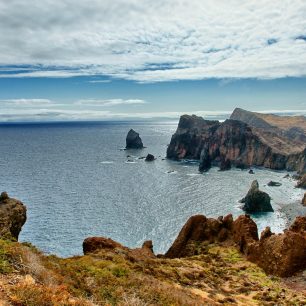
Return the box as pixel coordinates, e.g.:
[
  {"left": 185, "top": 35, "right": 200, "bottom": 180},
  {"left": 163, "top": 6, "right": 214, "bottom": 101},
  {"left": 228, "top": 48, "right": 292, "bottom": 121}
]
[
  {"left": 296, "top": 174, "right": 306, "bottom": 189},
  {"left": 260, "top": 227, "right": 273, "bottom": 240},
  {"left": 247, "top": 230, "right": 306, "bottom": 277},
  {"left": 165, "top": 215, "right": 229, "bottom": 258},
  {"left": 83, "top": 237, "right": 125, "bottom": 254},
  {"left": 0, "top": 192, "right": 27, "bottom": 240}
]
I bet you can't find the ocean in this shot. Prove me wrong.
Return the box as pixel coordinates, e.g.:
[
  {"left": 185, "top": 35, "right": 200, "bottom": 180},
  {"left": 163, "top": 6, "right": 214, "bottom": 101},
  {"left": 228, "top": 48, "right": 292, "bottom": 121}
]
[{"left": 0, "top": 120, "right": 303, "bottom": 257}]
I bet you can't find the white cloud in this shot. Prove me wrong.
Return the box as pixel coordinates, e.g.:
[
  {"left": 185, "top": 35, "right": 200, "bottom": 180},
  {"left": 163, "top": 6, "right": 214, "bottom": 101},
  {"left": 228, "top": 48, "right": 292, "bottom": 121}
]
[
  {"left": 75, "top": 99, "right": 147, "bottom": 106},
  {"left": 0, "top": 98, "right": 53, "bottom": 107},
  {"left": 0, "top": 0, "right": 305, "bottom": 81}
]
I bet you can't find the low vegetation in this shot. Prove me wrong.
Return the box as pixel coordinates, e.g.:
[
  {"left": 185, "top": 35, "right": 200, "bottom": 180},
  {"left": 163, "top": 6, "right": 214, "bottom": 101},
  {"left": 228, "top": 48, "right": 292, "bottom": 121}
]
[{"left": 0, "top": 239, "right": 304, "bottom": 305}]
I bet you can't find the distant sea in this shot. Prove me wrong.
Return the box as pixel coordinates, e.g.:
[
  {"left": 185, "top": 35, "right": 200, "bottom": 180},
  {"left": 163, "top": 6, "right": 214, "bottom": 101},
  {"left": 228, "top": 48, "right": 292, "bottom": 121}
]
[{"left": 0, "top": 120, "right": 303, "bottom": 257}]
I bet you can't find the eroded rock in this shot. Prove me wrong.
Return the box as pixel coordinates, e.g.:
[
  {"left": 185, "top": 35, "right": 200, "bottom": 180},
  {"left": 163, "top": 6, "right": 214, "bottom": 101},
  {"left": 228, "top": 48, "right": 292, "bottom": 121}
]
[
  {"left": 126, "top": 129, "right": 144, "bottom": 149},
  {"left": 0, "top": 192, "right": 27, "bottom": 240},
  {"left": 240, "top": 180, "right": 273, "bottom": 213}
]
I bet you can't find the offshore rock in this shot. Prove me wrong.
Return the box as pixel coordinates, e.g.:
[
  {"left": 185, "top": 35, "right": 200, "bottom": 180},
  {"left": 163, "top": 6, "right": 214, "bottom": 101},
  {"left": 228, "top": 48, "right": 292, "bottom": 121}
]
[
  {"left": 267, "top": 181, "right": 282, "bottom": 187},
  {"left": 145, "top": 154, "right": 155, "bottom": 161},
  {"left": 167, "top": 109, "right": 306, "bottom": 172},
  {"left": 0, "top": 192, "right": 27, "bottom": 240},
  {"left": 240, "top": 180, "right": 273, "bottom": 213},
  {"left": 126, "top": 129, "right": 144, "bottom": 149},
  {"left": 302, "top": 193, "right": 306, "bottom": 206}
]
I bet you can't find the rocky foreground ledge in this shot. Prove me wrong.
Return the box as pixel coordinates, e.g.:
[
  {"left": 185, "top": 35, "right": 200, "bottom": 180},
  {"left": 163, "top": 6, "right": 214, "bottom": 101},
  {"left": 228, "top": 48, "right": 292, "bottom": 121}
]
[
  {"left": 0, "top": 194, "right": 305, "bottom": 305},
  {"left": 167, "top": 108, "right": 306, "bottom": 173}
]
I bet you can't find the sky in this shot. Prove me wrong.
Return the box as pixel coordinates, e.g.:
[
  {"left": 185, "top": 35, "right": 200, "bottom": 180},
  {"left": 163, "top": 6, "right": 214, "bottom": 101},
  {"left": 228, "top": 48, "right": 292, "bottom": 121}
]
[{"left": 0, "top": 0, "right": 306, "bottom": 121}]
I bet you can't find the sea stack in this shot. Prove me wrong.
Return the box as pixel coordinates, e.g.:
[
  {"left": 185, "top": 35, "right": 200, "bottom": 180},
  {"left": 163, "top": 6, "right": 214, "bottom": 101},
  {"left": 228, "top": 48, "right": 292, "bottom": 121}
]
[
  {"left": 126, "top": 129, "right": 144, "bottom": 149},
  {"left": 240, "top": 180, "right": 273, "bottom": 213}
]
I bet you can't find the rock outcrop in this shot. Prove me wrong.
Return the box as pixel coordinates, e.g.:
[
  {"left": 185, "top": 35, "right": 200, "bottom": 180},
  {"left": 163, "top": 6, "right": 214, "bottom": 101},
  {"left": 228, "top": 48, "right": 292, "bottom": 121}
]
[
  {"left": 145, "top": 153, "right": 155, "bottom": 161},
  {"left": 165, "top": 214, "right": 306, "bottom": 277},
  {"left": 167, "top": 110, "right": 306, "bottom": 173},
  {"left": 0, "top": 192, "right": 27, "bottom": 240},
  {"left": 83, "top": 237, "right": 155, "bottom": 261},
  {"left": 247, "top": 216, "right": 306, "bottom": 277},
  {"left": 165, "top": 214, "right": 258, "bottom": 258},
  {"left": 126, "top": 129, "right": 144, "bottom": 149},
  {"left": 240, "top": 180, "right": 273, "bottom": 213}
]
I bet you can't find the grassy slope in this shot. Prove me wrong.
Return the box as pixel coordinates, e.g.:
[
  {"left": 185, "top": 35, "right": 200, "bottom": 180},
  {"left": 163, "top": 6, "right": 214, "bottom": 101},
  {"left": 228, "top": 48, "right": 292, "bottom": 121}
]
[{"left": 0, "top": 239, "right": 304, "bottom": 306}]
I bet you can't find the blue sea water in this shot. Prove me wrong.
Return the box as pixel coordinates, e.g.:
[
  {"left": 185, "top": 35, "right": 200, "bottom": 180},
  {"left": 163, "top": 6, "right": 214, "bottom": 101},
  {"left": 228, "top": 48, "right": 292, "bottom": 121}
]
[{"left": 0, "top": 121, "right": 303, "bottom": 257}]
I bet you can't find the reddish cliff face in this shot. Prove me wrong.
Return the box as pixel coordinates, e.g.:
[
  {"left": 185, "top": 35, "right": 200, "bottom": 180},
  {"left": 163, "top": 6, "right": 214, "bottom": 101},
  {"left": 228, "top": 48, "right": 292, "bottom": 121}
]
[
  {"left": 165, "top": 214, "right": 306, "bottom": 277},
  {"left": 167, "top": 111, "right": 306, "bottom": 172}
]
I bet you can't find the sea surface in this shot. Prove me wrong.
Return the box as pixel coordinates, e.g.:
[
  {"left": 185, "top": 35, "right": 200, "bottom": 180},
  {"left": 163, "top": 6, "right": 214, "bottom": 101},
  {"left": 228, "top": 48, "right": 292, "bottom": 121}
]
[{"left": 0, "top": 121, "right": 303, "bottom": 257}]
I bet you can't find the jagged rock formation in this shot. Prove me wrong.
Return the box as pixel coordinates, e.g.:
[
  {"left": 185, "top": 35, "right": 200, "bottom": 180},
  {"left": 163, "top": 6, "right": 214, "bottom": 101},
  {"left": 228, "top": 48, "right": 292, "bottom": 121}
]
[
  {"left": 247, "top": 216, "right": 306, "bottom": 277},
  {"left": 165, "top": 214, "right": 306, "bottom": 277},
  {"left": 302, "top": 193, "right": 306, "bottom": 206},
  {"left": 83, "top": 237, "right": 155, "bottom": 261},
  {"left": 126, "top": 129, "right": 144, "bottom": 149},
  {"left": 0, "top": 192, "right": 27, "bottom": 240},
  {"left": 167, "top": 110, "right": 306, "bottom": 173},
  {"left": 240, "top": 180, "right": 273, "bottom": 212}
]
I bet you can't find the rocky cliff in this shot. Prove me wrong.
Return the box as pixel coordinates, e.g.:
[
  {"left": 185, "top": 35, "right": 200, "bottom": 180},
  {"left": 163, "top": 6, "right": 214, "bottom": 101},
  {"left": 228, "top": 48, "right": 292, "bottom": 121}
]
[
  {"left": 165, "top": 214, "right": 306, "bottom": 277},
  {"left": 0, "top": 192, "right": 27, "bottom": 240},
  {"left": 167, "top": 110, "right": 306, "bottom": 172}
]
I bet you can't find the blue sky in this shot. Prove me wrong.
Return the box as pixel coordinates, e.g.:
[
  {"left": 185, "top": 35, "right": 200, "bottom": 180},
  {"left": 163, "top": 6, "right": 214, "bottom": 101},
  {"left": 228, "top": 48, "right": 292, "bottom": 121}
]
[{"left": 0, "top": 1, "right": 306, "bottom": 121}]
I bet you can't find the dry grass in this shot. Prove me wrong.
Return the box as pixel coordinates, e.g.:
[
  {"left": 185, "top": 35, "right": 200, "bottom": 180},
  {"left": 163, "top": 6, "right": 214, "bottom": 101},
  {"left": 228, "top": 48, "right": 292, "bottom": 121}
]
[{"left": 0, "top": 239, "right": 305, "bottom": 305}]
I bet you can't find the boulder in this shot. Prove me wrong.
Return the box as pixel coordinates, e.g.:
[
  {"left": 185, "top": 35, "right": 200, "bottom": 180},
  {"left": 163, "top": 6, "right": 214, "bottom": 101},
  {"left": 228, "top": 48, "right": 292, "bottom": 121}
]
[
  {"left": 145, "top": 154, "right": 155, "bottom": 161},
  {"left": 83, "top": 237, "right": 124, "bottom": 254},
  {"left": 267, "top": 181, "right": 282, "bottom": 187},
  {"left": 0, "top": 192, "right": 27, "bottom": 240},
  {"left": 126, "top": 129, "right": 143, "bottom": 149},
  {"left": 248, "top": 169, "right": 255, "bottom": 174},
  {"left": 240, "top": 180, "right": 273, "bottom": 213}
]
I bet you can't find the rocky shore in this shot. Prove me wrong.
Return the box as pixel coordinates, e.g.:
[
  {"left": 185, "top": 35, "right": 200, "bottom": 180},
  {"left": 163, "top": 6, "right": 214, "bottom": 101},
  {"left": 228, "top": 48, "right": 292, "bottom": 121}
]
[{"left": 0, "top": 193, "right": 305, "bottom": 305}]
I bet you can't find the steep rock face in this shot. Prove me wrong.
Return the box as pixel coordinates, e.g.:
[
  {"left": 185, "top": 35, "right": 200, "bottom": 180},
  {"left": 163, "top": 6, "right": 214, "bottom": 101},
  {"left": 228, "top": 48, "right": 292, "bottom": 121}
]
[
  {"left": 240, "top": 180, "right": 273, "bottom": 213},
  {"left": 247, "top": 216, "right": 306, "bottom": 277},
  {"left": 126, "top": 129, "right": 144, "bottom": 149},
  {"left": 297, "top": 173, "right": 306, "bottom": 189},
  {"left": 0, "top": 192, "right": 27, "bottom": 240},
  {"left": 165, "top": 214, "right": 258, "bottom": 258},
  {"left": 165, "top": 214, "right": 306, "bottom": 277},
  {"left": 167, "top": 111, "right": 306, "bottom": 172}
]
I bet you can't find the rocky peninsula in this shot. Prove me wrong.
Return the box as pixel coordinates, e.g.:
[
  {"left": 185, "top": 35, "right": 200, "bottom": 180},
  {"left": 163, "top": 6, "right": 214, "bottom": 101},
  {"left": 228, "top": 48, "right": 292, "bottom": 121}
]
[{"left": 167, "top": 108, "right": 306, "bottom": 173}]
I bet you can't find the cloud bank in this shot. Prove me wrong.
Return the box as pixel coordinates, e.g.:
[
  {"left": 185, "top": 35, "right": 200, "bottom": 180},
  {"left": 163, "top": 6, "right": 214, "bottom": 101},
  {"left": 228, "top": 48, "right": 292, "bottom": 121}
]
[{"left": 0, "top": 0, "right": 306, "bottom": 82}]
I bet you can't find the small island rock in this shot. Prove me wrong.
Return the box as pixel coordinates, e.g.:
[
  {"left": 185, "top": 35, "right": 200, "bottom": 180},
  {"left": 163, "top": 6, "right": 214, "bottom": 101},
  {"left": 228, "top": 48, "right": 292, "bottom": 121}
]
[
  {"left": 240, "top": 180, "right": 273, "bottom": 213},
  {"left": 145, "top": 154, "right": 155, "bottom": 161},
  {"left": 126, "top": 129, "right": 143, "bottom": 149},
  {"left": 267, "top": 181, "right": 282, "bottom": 187}
]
